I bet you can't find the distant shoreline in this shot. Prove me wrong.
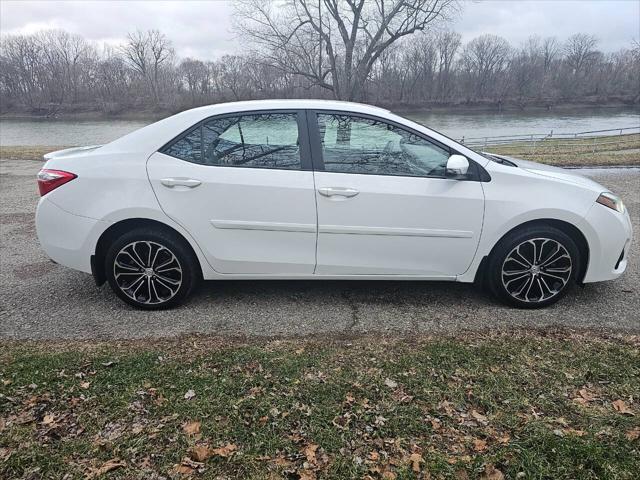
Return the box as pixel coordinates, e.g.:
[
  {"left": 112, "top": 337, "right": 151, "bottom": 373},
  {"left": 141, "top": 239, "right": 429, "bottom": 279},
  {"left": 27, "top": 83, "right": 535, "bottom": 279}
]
[{"left": 1, "top": 99, "right": 638, "bottom": 122}]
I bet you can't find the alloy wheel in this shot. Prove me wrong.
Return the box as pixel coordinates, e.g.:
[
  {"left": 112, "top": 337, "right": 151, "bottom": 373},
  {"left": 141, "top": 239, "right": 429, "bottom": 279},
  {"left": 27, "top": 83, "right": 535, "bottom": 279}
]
[
  {"left": 113, "top": 241, "right": 183, "bottom": 305},
  {"left": 501, "top": 238, "right": 572, "bottom": 303}
]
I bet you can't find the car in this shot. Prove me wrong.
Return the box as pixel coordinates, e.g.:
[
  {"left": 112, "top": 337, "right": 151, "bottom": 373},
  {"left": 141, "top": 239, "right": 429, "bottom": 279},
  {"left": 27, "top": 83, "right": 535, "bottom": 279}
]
[{"left": 35, "top": 100, "right": 632, "bottom": 310}]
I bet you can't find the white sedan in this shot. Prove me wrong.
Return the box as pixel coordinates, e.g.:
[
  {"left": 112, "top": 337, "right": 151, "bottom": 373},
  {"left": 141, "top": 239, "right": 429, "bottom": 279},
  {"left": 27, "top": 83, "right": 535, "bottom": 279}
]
[{"left": 35, "top": 100, "right": 632, "bottom": 309}]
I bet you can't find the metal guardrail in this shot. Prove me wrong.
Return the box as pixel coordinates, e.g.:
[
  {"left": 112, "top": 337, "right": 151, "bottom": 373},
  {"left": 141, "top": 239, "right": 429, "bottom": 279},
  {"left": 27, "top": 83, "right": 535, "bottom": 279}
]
[{"left": 459, "top": 126, "right": 640, "bottom": 149}]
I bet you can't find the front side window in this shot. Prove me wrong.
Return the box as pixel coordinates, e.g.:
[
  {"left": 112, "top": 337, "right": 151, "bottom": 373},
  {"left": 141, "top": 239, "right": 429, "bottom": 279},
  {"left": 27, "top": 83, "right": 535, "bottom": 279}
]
[
  {"left": 317, "top": 113, "right": 450, "bottom": 177},
  {"left": 163, "top": 113, "right": 301, "bottom": 170}
]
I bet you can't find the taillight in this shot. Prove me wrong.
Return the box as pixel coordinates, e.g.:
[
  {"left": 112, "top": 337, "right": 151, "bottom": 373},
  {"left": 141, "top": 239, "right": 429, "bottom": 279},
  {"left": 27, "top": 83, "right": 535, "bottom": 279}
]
[{"left": 37, "top": 169, "right": 77, "bottom": 196}]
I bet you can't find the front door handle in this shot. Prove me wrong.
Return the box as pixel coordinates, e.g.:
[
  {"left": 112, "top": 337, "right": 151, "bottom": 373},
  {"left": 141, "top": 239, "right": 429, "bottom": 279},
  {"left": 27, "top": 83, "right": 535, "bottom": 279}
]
[
  {"left": 160, "top": 178, "right": 202, "bottom": 188},
  {"left": 318, "top": 187, "right": 359, "bottom": 198}
]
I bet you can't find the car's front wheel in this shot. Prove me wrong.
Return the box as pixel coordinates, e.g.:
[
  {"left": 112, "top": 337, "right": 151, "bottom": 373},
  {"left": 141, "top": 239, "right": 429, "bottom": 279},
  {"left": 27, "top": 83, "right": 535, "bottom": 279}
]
[
  {"left": 487, "top": 225, "right": 580, "bottom": 308},
  {"left": 105, "top": 228, "right": 200, "bottom": 309}
]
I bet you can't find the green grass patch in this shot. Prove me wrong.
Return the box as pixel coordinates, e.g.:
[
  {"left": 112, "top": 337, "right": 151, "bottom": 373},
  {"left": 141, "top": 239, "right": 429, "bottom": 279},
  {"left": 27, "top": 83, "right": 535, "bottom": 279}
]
[{"left": 1, "top": 333, "right": 639, "bottom": 479}]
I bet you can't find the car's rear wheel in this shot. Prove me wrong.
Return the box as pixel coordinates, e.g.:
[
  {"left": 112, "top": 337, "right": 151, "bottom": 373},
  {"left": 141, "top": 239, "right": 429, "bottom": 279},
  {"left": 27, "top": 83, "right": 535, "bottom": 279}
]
[
  {"left": 487, "top": 225, "right": 580, "bottom": 308},
  {"left": 105, "top": 228, "right": 199, "bottom": 309}
]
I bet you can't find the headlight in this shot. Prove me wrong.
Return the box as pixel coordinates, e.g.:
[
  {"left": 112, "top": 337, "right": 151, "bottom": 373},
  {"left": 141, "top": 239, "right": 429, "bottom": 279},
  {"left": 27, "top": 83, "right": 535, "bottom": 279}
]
[{"left": 596, "top": 192, "right": 625, "bottom": 213}]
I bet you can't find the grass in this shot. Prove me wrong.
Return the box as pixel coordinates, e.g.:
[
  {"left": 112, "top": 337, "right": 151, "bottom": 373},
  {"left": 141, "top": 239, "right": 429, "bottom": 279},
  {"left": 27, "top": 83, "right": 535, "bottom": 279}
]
[
  {"left": 0, "top": 146, "right": 68, "bottom": 161},
  {"left": 484, "top": 133, "right": 640, "bottom": 166},
  {"left": 1, "top": 332, "right": 639, "bottom": 479}
]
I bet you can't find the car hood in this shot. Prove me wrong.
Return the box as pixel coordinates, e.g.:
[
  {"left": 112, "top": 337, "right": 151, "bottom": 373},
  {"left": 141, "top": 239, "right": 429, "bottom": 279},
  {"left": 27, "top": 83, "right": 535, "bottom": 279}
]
[{"left": 486, "top": 153, "right": 606, "bottom": 192}]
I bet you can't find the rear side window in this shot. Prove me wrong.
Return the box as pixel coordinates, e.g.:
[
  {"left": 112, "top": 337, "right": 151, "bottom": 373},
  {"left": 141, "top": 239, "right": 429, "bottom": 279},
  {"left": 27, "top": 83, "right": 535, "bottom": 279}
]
[
  {"left": 164, "top": 128, "right": 201, "bottom": 163},
  {"left": 162, "top": 113, "right": 301, "bottom": 170}
]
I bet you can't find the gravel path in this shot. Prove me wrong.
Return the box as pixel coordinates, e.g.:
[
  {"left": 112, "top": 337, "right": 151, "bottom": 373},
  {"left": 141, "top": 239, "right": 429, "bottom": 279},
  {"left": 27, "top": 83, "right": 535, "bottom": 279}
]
[{"left": 1, "top": 159, "right": 638, "bottom": 340}]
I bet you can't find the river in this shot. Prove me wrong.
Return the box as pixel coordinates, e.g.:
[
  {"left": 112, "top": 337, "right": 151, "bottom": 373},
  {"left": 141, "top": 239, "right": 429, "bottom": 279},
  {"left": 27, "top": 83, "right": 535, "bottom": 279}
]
[{"left": 1, "top": 107, "right": 638, "bottom": 146}]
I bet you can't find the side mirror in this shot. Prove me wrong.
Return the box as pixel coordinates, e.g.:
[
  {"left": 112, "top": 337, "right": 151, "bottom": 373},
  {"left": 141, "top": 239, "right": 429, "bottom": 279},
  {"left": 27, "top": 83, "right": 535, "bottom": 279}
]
[{"left": 446, "top": 154, "right": 470, "bottom": 179}]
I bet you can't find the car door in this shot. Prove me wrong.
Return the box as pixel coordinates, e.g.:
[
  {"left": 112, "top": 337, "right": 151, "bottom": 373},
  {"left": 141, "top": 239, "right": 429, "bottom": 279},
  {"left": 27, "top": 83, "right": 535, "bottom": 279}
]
[
  {"left": 308, "top": 110, "right": 485, "bottom": 277},
  {"left": 147, "top": 110, "right": 318, "bottom": 275}
]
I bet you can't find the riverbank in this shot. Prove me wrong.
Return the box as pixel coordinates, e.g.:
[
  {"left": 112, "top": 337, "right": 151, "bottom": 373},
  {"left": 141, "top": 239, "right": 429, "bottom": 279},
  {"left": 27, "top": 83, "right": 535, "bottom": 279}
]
[
  {"left": 2, "top": 98, "right": 638, "bottom": 122},
  {"left": 1, "top": 332, "right": 638, "bottom": 479}
]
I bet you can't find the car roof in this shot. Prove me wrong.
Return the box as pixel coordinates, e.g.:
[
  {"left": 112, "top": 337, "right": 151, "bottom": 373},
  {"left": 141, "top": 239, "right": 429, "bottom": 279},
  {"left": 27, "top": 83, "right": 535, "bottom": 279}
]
[
  {"left": 101, "top": 99, "right": 392, "bottom": 154},
  {"left": 184, "top": 99, "right": 392, "bottom": 116}
]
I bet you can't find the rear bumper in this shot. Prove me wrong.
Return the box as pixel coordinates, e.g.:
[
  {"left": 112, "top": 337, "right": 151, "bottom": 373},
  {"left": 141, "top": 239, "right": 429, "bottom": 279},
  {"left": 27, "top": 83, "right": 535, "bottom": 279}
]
[
  {"left": 35, "top": 197, "right": 106, "bottom": 274},
  {"left": 579, "top": 203, "right": 633, "bottom": 283}
]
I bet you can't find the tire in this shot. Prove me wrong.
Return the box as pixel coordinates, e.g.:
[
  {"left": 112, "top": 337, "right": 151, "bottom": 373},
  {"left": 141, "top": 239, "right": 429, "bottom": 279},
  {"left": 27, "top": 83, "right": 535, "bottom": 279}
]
[
  {"left": 105, "top": 227, "right": 200, "bottom": 310},
  {"left": 486, "top": 225, "right": 580, "bottom": 309}
]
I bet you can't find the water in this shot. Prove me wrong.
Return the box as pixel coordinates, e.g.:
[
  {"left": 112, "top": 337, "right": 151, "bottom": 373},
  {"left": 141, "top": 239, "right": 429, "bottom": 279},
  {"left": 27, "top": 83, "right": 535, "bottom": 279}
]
[
  {"left": 0, "top": 118, "right": 151, "bottom": 146},
  {"left": 1, "top": 108, "right": 638, "bottom": 146},
  {"left": 403, "top": 108, "right": 640, "bottom": 141}
]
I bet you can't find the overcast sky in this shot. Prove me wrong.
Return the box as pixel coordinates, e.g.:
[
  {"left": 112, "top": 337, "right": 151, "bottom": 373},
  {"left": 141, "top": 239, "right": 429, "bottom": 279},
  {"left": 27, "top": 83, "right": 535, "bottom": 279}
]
[{"left": 1, "top": 0, "right": 638, "bottom": 59}]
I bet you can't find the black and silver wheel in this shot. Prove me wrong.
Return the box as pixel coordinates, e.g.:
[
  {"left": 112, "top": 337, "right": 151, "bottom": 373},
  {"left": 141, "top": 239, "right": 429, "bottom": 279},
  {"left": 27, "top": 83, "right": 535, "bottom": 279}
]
[
  {"left": 105, "top": 228, "right": 199, "bottom": 309},
  {"left": 487, "top": 225, "right": 580, "bottom": 308}
]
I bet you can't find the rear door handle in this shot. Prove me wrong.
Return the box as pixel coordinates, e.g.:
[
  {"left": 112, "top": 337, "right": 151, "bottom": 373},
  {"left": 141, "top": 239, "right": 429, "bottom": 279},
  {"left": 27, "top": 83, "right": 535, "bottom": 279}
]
[
  {"left": 318, "top": 187, "right": 359, "bottom": 198},
  {"left": 160, "top": 178, "right": 201, "bottom": 188}
]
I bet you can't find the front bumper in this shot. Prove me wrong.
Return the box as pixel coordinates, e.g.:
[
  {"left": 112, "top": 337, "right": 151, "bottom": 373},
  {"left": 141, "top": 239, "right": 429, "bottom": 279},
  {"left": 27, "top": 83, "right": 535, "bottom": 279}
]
[
  {"left": 35, "top": 197, "right": 106, "bottom": 274},
  {"left": 580, "top": 202, "right": 633, "bottom": 283}
]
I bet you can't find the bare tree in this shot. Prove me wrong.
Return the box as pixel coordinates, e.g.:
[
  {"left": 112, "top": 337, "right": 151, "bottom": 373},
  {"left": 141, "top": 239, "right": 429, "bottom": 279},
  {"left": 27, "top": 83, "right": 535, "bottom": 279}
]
[
  {"left": 564, "top": 33, "right": 599, "bottom": 76},
  {"left": 1, "top": 27, "right": 638, "bottom": 115},
  {"left": 94, "top": 45, "right": 134, "bottom": 112},
  {"left": 460, "top": 34, "right": 512, "bottom": 100},
  {"left": 121, "top": 30, "right": 174, "bottom": 105},
  {"left": 0, "top": 34, "right": 46, "bottom": 109},
  {"left": 235, "top": 0, "right": 459, "bottom": 101},
  {"left": 179, "top": 58, "right": 209, "bottom": 103},
  {"left": 435, "top": 30, "right": 461, "bottom": 99},
  {"left": 542, "top": 37, "right": 559, "bottom": 74},
  {"left": 217, "top": 55, "right": 255, "bottom": 101}
]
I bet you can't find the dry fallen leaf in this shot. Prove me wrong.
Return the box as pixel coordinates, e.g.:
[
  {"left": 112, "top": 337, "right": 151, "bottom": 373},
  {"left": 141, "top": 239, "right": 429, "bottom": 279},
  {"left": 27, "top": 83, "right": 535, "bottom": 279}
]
[
  {"left": 86, "top": 459, "right": 126, "bottom": 478},
  {"left": 42, "top": 414, "right": 55, "bottom": 425},
  {"left": 0, "top": 447, "right": 13, "bottom": 462},
  {"left": 455, "top": 469, "right": 470, "bottom": 480},
  {"left": 131, "top": 424, "right": 144, "bottom": 434},
  {"left": 625, "top": 427, "right": 640, "bottom": 441},
  {"left": 384, "top": 378, "right": 398, "bottom": 389},
  {"left": 298, "top": 470, "right": 316, "bottom": 480},
  {"left": 480, "top": 464, "right": 504, "bottom": 480},
  {"left": 579, "top": 388, "right": 595, "bottom": 401},
  {"left": 190, "top": 444, "right": 211, "bottom": 462},
  {"left": 304, "top": 443, "right": 319, "bottom": 462},
  {"left": 80, "top": 381, "right": 91, "bottom": 389},
  {"left": 473, "top": 438, "right": 488, "bottom": 452},
  {"left": 184, "top": 389, "right": 196, "bottom": 400},
  {"left": 173, "top": 456, "right": 204, "bottom": 475},
  {"left": 612, "top": 399, "right": 634, "bottom": 415},
  {"left": 471, "top": 410, "right": 488, "bottom": 423},
  {"left": 182, "top": 420, "right": 201, "bottom": 436},
  {"left": 173, "top": 463, "right": 194, "bottom": 475},
  {"left": 438, "top": 400, "right": 455, "bottom": 415},
  {"left": 209, "top": 443, "right": 238, "bottom": 457},
  {"left": 408, "top": 452, "right": 423, "bottom": 473}
]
